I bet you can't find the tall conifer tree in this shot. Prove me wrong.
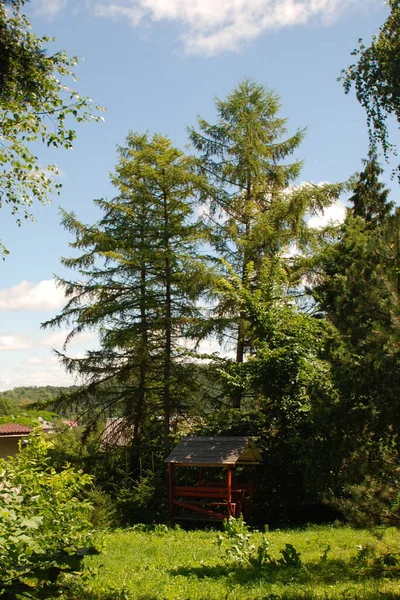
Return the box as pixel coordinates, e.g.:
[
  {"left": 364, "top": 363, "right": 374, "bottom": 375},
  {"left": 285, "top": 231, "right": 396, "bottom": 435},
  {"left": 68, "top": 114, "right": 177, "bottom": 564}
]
[
  {"left": 190, "top": 79, "right": 346, "bottom": 407},
  {"left": 44, "top": 132, "right": 209, "bottom": 456},
  {"left": 310, "top": 163, "right": 400, "bottom": 446},
  {"left": 349, "top": 157, "right": 394, "bottom": 226}
]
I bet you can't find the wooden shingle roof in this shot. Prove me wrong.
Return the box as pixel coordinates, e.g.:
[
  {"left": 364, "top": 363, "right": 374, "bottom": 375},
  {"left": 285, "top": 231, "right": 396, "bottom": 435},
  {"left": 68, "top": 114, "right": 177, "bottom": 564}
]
[{"left": 165, "top": 436, "right": 261, "bottom": 467}]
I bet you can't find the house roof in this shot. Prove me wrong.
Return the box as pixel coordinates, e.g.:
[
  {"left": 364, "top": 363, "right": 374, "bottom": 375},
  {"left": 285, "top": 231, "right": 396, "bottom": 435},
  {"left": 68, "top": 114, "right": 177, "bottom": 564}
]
[
  {"left": 101, "top": 418, "right": 133, "bottom": 447},
  {"left": 62, "top": 420, "right": 78, "bottom": 428},
  {"left": 0, "top": 423, "right": 33, "bottom": 436},
  {"left": 38, "top": 416, "right": 55, "bottom": 432},
  {"left": 165, "top": 436, "right": 261, "bottom": 467}
]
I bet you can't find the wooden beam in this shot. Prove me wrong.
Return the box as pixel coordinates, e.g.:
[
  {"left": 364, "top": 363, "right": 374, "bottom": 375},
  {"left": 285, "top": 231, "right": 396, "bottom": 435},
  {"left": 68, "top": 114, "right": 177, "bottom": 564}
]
[
  {"left": 172, "top": 499, "right": 227, "bottom": 520},
  {"left": 168, "top": 463, "right": 175, "bottom": 522},
  {"left": 227, "top": 466, "right": 232, "bottom": 517}
]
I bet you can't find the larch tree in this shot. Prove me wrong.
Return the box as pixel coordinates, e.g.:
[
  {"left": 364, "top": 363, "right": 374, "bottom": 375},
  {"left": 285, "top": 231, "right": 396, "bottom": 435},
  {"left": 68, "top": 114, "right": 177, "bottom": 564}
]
[
  {"left": 43, "top": 132, "right": 211, "bottom": 457},
  {"left": 189, "top": 79, "right": 347, "bottom": 408}
]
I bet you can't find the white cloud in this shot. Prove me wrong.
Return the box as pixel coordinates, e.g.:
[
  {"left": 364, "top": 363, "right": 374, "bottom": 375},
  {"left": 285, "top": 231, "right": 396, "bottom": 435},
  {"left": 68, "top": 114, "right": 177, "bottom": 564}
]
[
  {"left": 0, "top": 334, "right": 32, "bottom": 351},
  {"left": 93, "top": 0, "right": 373, "bottom": 54},
  {"left": 25, "top": 356, "right": 59, "bottom": 365},
  {"left": 0, "top": 377, "right": 13, "bottom": 391},
  {"left": 0, "top": 329, "right": 97, "bottom": 354},
  {"left": 282, "top": 242, "right": 301, "bottom": 258},
  {"left": 196, "top": 337, "right": 233, "bottom": 357},
  {"left": 40, "top": 330, "right": 98, "bottom": 349},
  {"left": 39, "top": 330, "right": 73, "bottom": 348},
  {"left": 0, "top": 331, "right": 99, "bottom": 389},
  {"left": 95, "top": 2, "right": 144, "bottom": 25},
  {"left": 2, "top": 358, "right": 75, "bottom": 389},
  {"left": 308, "top": 199, "right": 346, "bottom": 229},
  {"left": 0, "top": 280, "right": 66, "bottom": 312},
  {"left": 35, "top": 0, "right": 68, "bottom": 17}
]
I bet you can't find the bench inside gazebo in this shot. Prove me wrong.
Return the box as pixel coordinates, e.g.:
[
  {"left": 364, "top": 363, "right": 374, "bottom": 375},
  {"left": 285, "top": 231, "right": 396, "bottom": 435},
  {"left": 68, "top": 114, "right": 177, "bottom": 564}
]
[{"left": 165, "top": 436, "right": 261, "bottom": 522}]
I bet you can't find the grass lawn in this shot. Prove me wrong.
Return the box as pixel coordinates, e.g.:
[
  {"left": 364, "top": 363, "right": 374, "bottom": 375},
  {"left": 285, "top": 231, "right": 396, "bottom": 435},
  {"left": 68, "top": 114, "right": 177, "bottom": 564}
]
[{"left": 75, "top": 524, "right": 400, "bottom": 600}]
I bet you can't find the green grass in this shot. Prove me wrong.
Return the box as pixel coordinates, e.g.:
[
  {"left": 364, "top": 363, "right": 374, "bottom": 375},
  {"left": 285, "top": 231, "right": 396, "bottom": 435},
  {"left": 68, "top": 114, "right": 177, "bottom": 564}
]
[{"left": 73, "top": 524, "right": 400, "bottom": 600}]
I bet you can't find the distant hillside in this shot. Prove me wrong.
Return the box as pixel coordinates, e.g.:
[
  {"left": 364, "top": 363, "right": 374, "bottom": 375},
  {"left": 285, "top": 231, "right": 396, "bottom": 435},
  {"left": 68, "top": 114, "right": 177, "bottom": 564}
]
[{"left": 0, "top": 386, "right": 78, "bottom": 406}]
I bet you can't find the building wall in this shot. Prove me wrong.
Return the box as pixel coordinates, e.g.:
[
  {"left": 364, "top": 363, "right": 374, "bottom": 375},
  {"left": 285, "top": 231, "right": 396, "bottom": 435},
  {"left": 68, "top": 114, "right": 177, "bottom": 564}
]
[{"left": 0, "top": 437, "right": 24, "bottom": 459}]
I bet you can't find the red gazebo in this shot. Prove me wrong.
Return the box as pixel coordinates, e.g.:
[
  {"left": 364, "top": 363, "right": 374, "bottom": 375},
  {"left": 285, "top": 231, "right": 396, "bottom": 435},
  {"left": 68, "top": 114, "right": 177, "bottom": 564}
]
[{"left": 165, "top": 436, "right": 261, "bottom": 522}]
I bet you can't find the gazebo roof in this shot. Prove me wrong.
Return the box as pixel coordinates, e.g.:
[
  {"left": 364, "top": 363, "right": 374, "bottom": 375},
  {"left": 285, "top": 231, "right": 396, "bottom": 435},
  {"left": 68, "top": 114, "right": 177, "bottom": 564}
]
[{"left": 165, "top": 436, "right": 261, "bottom": 467}]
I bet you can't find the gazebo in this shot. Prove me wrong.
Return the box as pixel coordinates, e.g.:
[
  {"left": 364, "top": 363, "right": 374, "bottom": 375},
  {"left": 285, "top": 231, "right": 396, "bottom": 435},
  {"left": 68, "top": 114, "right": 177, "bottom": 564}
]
[{"left": 165, "top": 436, "right": 261, "bottom": 522}]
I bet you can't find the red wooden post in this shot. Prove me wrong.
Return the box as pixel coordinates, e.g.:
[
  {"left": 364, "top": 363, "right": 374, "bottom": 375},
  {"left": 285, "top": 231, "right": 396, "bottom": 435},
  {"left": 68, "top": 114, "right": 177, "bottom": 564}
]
[
  {"left": 168, "top": 463, "right": 175, "bottom": 522},
  {"left": 226, "top": 465, "right": 232, "bottom": 518}
]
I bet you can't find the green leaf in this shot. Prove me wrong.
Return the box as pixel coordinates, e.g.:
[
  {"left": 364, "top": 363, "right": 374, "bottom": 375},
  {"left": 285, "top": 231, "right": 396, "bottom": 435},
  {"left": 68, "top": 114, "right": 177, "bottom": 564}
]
[{"left": 20, "top": 516, "right": 44, "bottom": 529}]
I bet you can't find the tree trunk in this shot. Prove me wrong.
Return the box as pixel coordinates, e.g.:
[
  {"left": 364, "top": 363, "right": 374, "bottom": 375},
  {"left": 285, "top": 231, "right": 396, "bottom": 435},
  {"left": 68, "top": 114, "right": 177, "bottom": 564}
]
[
  {"left": 163, "top": 186, "right": 171, "bottom": 455},
  {"left": 133, "top": 262, "right": 148, "bottom": 443},
  {"left": 232, "top": 183, "right": 251, "bottom": 409}
]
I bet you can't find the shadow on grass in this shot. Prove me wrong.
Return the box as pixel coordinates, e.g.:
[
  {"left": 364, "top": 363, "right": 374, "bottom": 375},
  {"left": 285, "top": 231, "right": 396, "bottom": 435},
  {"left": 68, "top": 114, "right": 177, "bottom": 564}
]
[
  {"left": 69, "top": 575, "right": 400, "bottom": 600},
  {"left": 134, "top": 596, "right": 400, "bottom": 600},
  {"left": 170, "top": 558, "right": 397, "bottom": 587},
  {"left": 277, "top": 593, "right": 400, "bottom": 600},
  {"left": 264, "top": 593, "right": 400, "bottom": 600},
  {"left": 70, "top": 589, "right": 400, "bottom": 600}
]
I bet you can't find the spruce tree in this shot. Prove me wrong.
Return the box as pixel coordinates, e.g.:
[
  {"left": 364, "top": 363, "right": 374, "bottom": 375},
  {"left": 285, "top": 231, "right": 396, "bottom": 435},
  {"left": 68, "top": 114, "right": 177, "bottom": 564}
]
[
  {"left": 350, "top": 157, "right": 394, "bottom": 226},
  {"left": 310, "top": 169, "right": 400, "bottom": 445},
  {"left": 43, "top": 132, "right": 210, "bottom": 456},
  {"left": 310, "top": 170, "right": 400, "bottom": 520}
]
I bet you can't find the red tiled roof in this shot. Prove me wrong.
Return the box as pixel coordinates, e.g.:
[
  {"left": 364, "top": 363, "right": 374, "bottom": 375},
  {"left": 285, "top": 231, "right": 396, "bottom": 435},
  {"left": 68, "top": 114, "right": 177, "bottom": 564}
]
[
  {"left": 62, "top": 420, "right": 78, "bottom": 427},
  {"left": 0, "top": 423, "right": 33, "bottom": 435}
]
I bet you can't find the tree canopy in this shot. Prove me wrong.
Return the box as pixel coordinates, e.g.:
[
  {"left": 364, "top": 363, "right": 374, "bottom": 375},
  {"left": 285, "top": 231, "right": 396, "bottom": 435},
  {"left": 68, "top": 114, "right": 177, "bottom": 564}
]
[
  {"left": 0, "top": 0, "right": 103, "bottom": 254},
  {"left": 341, "top": 0, "right": 400, "bottom": 177},
  {"left": 190, "top": 79, "right": 347, "bottom": 407},
  {"left": 39, "top": 78, "right": 400, "bottom": 527}
]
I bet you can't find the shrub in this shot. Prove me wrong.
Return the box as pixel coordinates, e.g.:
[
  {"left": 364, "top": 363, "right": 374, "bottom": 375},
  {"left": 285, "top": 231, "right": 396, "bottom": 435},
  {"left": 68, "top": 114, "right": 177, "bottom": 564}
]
[
  {"left": 217, "top": 517, "right": 302, "bottom": 570},
  {"left": 333, "top": 436, "right": 400, "bottom": 528},
  {"left": 86, "top": 487, "right": 118, "bottom": 529},
  {"left": 0, "top": 433, "right": 98, "bottom": 599}
]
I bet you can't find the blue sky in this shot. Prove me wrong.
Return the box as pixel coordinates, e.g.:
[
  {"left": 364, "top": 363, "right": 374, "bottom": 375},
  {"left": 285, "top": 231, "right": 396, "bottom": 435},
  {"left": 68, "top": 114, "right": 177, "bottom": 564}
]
[{"left": 0, "top": 0, "right": 397, "bottom": 390}]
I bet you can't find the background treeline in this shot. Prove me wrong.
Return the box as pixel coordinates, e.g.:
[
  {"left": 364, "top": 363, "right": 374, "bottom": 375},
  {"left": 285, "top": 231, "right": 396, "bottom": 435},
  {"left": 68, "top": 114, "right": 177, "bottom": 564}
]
[
  {"left": 0, "top": 385, "right": 78, "bottom": 425},
  {"left": 0, "top": 385, "right": 78, "bottom": 407}
]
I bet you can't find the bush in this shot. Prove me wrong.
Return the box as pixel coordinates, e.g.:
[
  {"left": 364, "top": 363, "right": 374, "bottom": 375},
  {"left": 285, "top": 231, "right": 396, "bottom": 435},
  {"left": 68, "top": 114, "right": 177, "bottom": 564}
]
[
  {"left": 113, "top": 470, "right": 167, "bottom": 524},
  {"left": 0, "top": 433, "right": 98, "bottom": 599},
  {"left": 86, "top": 487, "right": 118, "bottom": 529},
  {"left": 47, "top": 424, "right": 168, "bottom": 526},
  {"left": 333, "top": 436, "right": 400, "bottom": 528},
  {"left": 217, "top": 516, "right": 302, "bottom": 570}
]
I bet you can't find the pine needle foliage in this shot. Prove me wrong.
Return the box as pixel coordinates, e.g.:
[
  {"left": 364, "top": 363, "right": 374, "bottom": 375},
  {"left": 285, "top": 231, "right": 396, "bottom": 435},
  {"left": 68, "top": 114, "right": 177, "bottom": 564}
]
[
  {"left": 42, "top": 132, "right": 212, "bottom": 456},
  {"left": 190, "top": 79, "right": 347, "bottom": 407},
  {"left": 350, "top": 157, "right": 394, "bottom": 226}
]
